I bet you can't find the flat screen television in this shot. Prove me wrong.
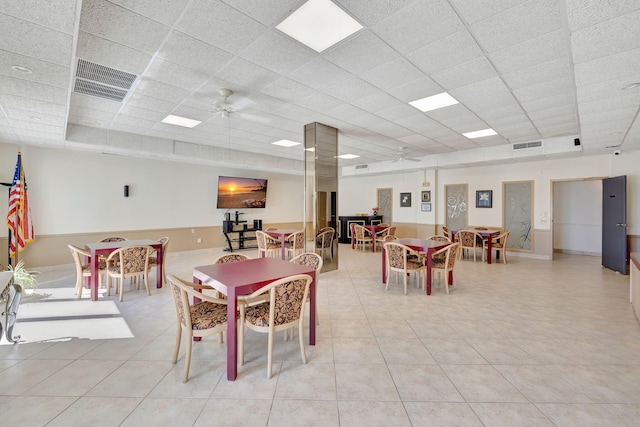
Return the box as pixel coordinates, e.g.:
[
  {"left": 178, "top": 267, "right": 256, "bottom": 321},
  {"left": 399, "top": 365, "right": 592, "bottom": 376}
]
[{"left": 217, "top": 176, "right": 268, "bottom": 209}]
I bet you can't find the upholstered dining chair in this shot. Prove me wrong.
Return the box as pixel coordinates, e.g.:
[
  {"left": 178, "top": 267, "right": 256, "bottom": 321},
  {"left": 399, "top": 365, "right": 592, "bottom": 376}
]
[
  {"left": 68, "top": 244, "right": 107, "bottom": 299},
  {"left": 105, "top": 245, "right": 153, "bottom": 301},
  {"left": 483, "top": 231, "right": 511, "bottom": 264},
  {"left": 378, "top": 223, "right": 390, "bottom": 227},
  {"left": 290, "top": 252, "right": 323, "bottom": 326},
  {"left": 381, "top": 235, "right": 398, "bottom": 242},
  {"left": 427, "top": 235, "right": 452, "bottom": 263},
  {"left": 385, "top": 225, "right": 397, "bottom": 238},
  {"left": 384, "top": 242, "right": 426, "bottom": 295},
  {"left": 167, "top": 275, "right": 229, "bottom": 382},
  {"left": 256, "top": 230, "right": 281, "bottom": 258},
  {"left": 213, "top": 253, "right": 251, "bottom": 264},
  {"left": 457, "top": 230, "right": 483, "bottom": 262},
  {"left": 353, "top": 224, "right": 373, "bottom": 251},
  {"left": 315, "top": 228, "right": 335, "bottom": 261},
  {"left": 147, "top": 237, "right": 169, "bottom": 284},
  {"left": 98, "top": 236, "right": 127, "bottom": 242},
  {"left": 442, "top": 226, "right": 450, "bottom": 240},
  {"left": 285, "top": 230, "right": 305, "bottom": 260},
  {"left": 238, "top": 274, "right": 313, "bottom": 378},
  {"left": 264, "top": 227, "right": 278, "bottom": 231},
  {"left": 430, "top": 242, "right": 460, "bottom": 294}
]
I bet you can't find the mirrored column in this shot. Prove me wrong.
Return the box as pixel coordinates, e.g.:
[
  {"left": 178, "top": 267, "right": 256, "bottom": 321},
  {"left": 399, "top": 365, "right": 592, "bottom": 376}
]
[{"left": 304, "top": 122, "right": 338, "bottom": 272}]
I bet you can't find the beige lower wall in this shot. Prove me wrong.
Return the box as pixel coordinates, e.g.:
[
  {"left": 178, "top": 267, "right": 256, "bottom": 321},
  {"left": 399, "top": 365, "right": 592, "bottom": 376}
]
[{"left": 0, "top": 221, "right": 302, "bottom": 269}]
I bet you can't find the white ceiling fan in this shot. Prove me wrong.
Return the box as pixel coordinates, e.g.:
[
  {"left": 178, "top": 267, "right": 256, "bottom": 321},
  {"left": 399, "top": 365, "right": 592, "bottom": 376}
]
[
  {"left": 213, "top": 88, "right": 270, "bottom": 123},
  {"left": 390, "top": 146, "right": 421, "bottom": 163}
]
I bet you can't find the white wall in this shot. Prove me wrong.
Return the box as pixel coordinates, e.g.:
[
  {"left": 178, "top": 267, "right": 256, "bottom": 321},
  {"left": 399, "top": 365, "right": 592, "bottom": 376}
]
[
  {"left": 0, "top": 143, "right": 304, "bottom": 235},
  {"left": 340, "top": 152, "right": 640, "bottom": 254},
  {"left": 553, "top": 180, "right": 602, "bottom": 254}
]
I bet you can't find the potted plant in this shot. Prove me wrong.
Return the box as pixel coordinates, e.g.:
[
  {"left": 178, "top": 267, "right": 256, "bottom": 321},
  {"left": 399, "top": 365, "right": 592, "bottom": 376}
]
[{"left": 6, "top": 260, "right": 39, "bottom": 295}]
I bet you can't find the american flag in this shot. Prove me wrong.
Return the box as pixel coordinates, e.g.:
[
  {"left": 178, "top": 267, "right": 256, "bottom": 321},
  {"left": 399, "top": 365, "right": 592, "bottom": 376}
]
[{"left": 7, "top": 152, "right": 35, "bottom": 258}]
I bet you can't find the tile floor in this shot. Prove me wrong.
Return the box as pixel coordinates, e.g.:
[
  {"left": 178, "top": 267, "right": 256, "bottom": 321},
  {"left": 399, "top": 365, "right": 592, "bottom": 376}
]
[{"left": 1, "top": 246, "right": 639, "bottom": 426}]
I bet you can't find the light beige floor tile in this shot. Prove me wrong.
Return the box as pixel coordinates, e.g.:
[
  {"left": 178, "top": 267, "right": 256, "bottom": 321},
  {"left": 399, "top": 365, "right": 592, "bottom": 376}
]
[
  {"left": 545, "top": 365, "right": 640, "bottom": 403},
  {"left": 86, "top": 360, "right": 173, "bottom": 397},
  {"left": 0, "top": 359, "right": 72, "bottom": 395},
  {"left": 388, "top": 364, "right": 464, "bottom": 402},
  {"left": 275, "top": 361, "right": 337, "bottom": 400},
  {"left": 470, "top": 402, "right": 555, "bottom": 426},
  {"left": 377, "top": 337, "right": 437, "bottom": 364},
  {"left": 440, "top": 364, "right": 528, "bottom": 403},
  {"left": 120, "top": 397, "right": 207, "bottom": 427},
  {"left": 23, "top": 359, "right": 123, "bottom": 396},
  {"left": 194, "top": 398, "right": 272, "bottom": 426},
  {"left": 535, "top": 403, "right": 630, "bottom": 426},
  {"left": 404, "top": 402, "right": 483, "bottom": 426},
  {"left": 0, "top": 395, "right": 77, "bottom": 426},
  {"left": 268, "top": 399, "right": 339, "bottom": 426},
  {"left": 149, "top": 361, "right": 223, "bottom": 398},
  {"left": 422, "top": 338, "right": 487, "bottom": 364},
  {"left": 47, "top": 396, "right": 142, "bottom": 427},
  {"left": 333, "top": 337, "right": 384, "bottom": 364},
  {"left": 466, "top": 339, "right": 537, "bottom": 364},
  {"left": 338, "top": 400, "right": 411, "bottom": 427},
  {"left": 335, "top": 363, "right": 400, "bottom": 401}
]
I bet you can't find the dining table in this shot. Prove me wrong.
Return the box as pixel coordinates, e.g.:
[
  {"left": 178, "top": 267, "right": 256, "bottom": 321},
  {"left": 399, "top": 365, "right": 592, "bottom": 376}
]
[
  {"left": 193, "top": 257, "right": 316, "bottom": 381},
  {"left": 85, "top": 239, "right": 163, "bottom": 301},
  {"left": 450, "top": 227, "right": 501, "bottom": 264},
  {"left": 264, "top": 229, "right": 299, "bottom": 260},
  {"left": 350, "top": 224, "right": 388, "bottom": 252},
  {"left": 381, "top": 238, "right": 450, "bottom": 295}
]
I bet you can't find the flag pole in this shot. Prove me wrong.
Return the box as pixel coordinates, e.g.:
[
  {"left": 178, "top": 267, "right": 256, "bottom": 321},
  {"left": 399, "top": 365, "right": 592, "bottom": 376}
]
[{"left": 1, "top": 182, "right": 12, "bottom": 268}]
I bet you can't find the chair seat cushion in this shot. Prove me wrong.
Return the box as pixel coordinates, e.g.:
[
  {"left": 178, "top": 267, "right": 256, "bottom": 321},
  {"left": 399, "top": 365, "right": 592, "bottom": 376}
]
[
  {"left": 406, "top": 259, "right": 424, "bottom": 270},
  {"left": 266, "top": 242, "right": 281, "bottom": 249},
  {"left": 432, "top": 259, "right": 445, "bottom": 269},
  {"left": 245, "top": 301, "right": 300, "bottom": 327},
  {"left": 81, "top": 260, "right": 107, "bottom": 273},
  {"left": 190, "top": 302, "right": 228, "bottom": 330}
]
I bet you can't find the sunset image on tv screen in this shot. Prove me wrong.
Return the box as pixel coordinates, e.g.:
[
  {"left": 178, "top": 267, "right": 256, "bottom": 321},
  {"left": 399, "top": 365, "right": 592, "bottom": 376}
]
[{"left": 217, "top": 176, "right": 267, "bottom": 209}]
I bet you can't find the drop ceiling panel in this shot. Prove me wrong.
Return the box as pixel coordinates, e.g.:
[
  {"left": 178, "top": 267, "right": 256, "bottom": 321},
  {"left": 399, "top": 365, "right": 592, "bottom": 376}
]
[
  {"left": 0, "top": 14, "right": 73, "bottom": 67},
  {"left": 79, "top": 0, "right": 170, "bottom": 54},
  {"left": 431, "top": 56, "right": 499, "bottom": 90},
  {"left": 144, "top": 58, "right": 209, "bottom": 91},
  {"left": 109, "top": 0, "right": 190, "bottom": 27},
  {"left": 449, "top": 0, "right": 530, "bottom": 25},
  {"left": 289, "top": 57, "right": 353, "bottom": 91},
  {"left": 573, "top": 47, "right": 640, "bottom": 87},
  {"left": 324, "top": 30, "right": 399, "bottom": 75},
  {"left": 407, "top": 30, "right": 483, "bottom": 76},
  {"left": 489, "top": 30, "right": 566, "bottom": 73},
  {"left": 359, "top": 57, "right": 425, "bottom": 90},
  {"left": 470, "top": 0, "right": 564, "bottom": 53},
  {"left": 239, "top": 29, "right": 317, "bottom": 75},
  {"left": 158, "top": 31, "right": 235, "bottom": 77},
  {"left": 372, "top": 0, "right": 463, "bottom": 54}
]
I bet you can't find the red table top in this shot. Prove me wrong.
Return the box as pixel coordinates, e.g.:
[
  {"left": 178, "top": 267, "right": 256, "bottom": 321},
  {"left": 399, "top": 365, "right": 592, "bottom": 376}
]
[{"left": 193, "top": 257, "right": 314, "bottom": 295}]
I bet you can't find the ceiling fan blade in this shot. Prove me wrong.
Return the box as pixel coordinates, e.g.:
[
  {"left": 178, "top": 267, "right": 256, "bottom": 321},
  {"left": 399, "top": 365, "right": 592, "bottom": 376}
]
[
  {"left": 406, "top": 157, "right": 421, "bottom": 162},
  {"left": 229, "top": 96, "right": 254, "bottom": 110}
]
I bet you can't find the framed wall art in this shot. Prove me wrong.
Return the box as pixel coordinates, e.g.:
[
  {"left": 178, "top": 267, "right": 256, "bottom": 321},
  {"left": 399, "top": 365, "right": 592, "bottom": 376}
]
[
  {"left": 400, "top": 192, "right": 411, "bottom": 207},
  {"left": 421, "top": 190, "right": 431, "bottom": 202},
  {"left": 476, "top": 190, "right": 493, "bottom": 208},
  {"left": 421, "top": 202, "right": 432, "bottom": 212}
]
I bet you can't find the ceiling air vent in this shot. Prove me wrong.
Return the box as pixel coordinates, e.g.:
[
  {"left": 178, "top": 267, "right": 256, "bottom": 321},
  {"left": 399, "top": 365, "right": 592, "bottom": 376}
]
[
  {"left": 512, "top": 140, "right": 543, "bottom": 150},
  {"left": 74, "top": 59, "right": 137, "bottom": 102},
  {"left": 355, "top": 164, "right": 368, "bottom": 169}
]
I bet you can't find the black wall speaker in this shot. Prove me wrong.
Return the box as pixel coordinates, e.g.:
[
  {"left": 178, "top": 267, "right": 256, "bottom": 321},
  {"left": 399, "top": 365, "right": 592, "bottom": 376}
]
[
  {"left": 574, "top": 138, "right": 581, "bottom": 146},
  {"left": 124, "top": 185, "right": 129, "bottom": 197}
]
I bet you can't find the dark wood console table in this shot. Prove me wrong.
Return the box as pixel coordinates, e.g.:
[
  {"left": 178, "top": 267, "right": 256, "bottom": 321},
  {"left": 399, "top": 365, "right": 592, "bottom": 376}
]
[{"left": 337, "top": 215, "right": 383, "bottom": 243}]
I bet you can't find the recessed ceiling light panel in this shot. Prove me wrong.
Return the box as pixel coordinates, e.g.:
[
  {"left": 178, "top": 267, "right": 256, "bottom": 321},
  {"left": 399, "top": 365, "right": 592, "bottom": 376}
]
[
  {"left": 337, "top": 154, "right": 359, "bottom": 159},
  {"left": 409, "top": 92, "right": 459, "bottom": 112},
  {"left": 463, "top": 128, "right": 497, "bottom": 139},
  {"left": 276, "top": 0, "right": 363, "bottom": 53},
  {"left": 161, "top": 114, "right": 201, "bottom": 128},
  {"left": 272, "top": 139, "right": 301, "bottom": 147}
]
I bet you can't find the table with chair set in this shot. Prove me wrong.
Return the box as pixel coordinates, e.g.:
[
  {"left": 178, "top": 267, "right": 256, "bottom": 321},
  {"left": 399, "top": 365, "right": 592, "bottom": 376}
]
[
  {"left": 351, "top": 223, "right": 395, "bottom": 252},
  {"left": 77, "top": 238, "right": 166, "bottom": 301},
  {"left": 450, "top": 227, "right": 503, "bottom": 264},
  {"left": 191, "top": 256, "right": 318, "bottom": 381},
  {"left": 381, "top": 238, "right": 454, "bottom": 295}
]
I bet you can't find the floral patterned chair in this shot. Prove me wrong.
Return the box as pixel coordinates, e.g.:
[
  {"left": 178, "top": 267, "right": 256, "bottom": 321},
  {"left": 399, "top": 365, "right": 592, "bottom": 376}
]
[
  {"left": 68, "top": 244, "right": 107, "bottom": 299},
  {"left": 167, "top": 275, "right": 230, "bottom": 382},
  {"left": 147, "top": 237, "right": 169, "bottom": 284},
  {"left": 315, "top": 228, "right": 335, "bottom": 260},
  {"left": 430, "top": 242, "right": 460, "bottom": 294},
  {"left": 456, "top": 230, "right": 483, "bottom": 262},
  {"left": 285, "top": 230, "right": 305, "bottom": 260},
  {"left": 256, "top": 230, "right": 281, "bottom": 258},
  {"left": 290, "top": 252, "right": 323, "bottom": 326},
  {"left": 105, "top": 245, "right": 153, "bottom": 301},
  {"left": 483, "top": 231, "right": 510, "bottom": 264},
  {"left": 238, "top": 274, "right": 313, "bottom": 378},
  {"left": 384, "top": 242, "right": 426, "bottom": 295}
]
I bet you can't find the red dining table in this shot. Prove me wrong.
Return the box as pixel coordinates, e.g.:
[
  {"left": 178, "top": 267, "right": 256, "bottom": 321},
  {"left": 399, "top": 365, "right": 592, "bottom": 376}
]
[
  {"left": 450, "top": 227, "right": 501, "bottom": 264},
  {"left": 85, "top": 239, "right": 163, "bottom": 301},
  {"left": 381, "top": 238, "right": 450, "bottom": 295},
  {"left": 193, "top": 257, "right": 316, "bottom": 381},
  {"left": 264, "top": 229, "right": 299, "bottom": 260}
]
